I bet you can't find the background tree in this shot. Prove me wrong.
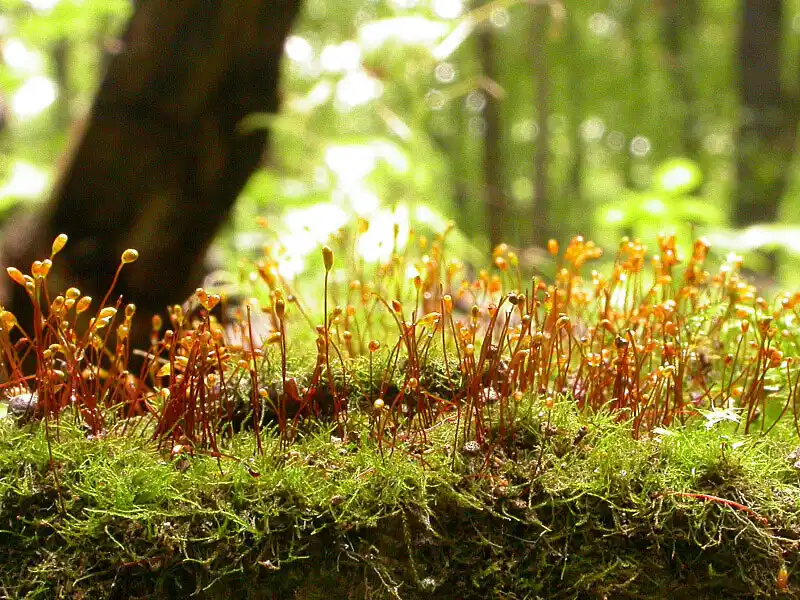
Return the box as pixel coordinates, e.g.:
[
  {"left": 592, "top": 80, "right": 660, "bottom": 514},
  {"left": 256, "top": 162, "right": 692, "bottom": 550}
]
[
  {"left": 530, "top": 1, "right": 550, "bottom": 246},
  {"left": 0, "top": 0, "right": 301, "bottom": 347},
  {"left": 660, "top": 0, "right": 701, "bottom": 158},
  {"left": 3, "top": 0, "right": 800, "bottom": 308},
  {"left": 475, "top": 1, "right": 505, "bottom": 249},
  {"left": 734, "top": 0, "right": 798, "bottom": 272}
]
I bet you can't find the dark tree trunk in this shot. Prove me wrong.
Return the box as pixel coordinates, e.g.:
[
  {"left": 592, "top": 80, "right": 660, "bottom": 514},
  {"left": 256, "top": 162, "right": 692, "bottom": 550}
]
[
  {"left": 660, "top": 0, "right": 700, "bottom": 157},
  {"left": 564, "top": 6, "right": 586, "bottom": 235},
  {"left": 1, "top": 0, "right": 302, "bottom": 352},
  {"left": 623, "top": 0, "right": 645, "bottom": 189},
  {"left": 735, "top": 0, "right": 797, "bottom": 228},
  {"left": 476, "top": 19, "right": 505, "bottom": 249},
  {"left": 531, "top": 3, "right": 550, "bottom": 246}
]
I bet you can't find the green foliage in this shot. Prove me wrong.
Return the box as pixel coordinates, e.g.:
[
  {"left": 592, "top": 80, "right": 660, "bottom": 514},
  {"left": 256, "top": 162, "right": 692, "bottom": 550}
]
[
  {"left": 596, "top": 157, "right": 725, "bottom": 255},
  {"left": 2, "top": 0, "right": 788, "bottom": 274}
]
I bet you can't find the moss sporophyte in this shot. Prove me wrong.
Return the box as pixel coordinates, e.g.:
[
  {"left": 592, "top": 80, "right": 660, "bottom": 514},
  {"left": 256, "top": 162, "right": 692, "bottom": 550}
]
[{"left": 1, "top": 229, "right": 800, "bottom": 597}]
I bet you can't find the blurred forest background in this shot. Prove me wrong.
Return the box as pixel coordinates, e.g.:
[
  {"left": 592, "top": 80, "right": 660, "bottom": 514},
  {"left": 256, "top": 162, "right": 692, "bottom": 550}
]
[{"left": 2, "top": 0, "right": 800, "bottom": 288}]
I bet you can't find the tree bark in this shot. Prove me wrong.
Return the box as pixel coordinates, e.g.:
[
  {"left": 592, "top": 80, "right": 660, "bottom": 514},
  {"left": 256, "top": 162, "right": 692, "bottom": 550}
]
[
  {"left": 564, "top": 5, "right": 586, "bottom": 235},
  {"left": 531, "top": 3, "right": 550, "bottom": 246},
  {"left": 476, "top": 18, "right": 505, "bottom": 249},
  {"left": 1, "top": 0, "right": 302, "bottom": 353},
  {"left": 660, "top": 0, "right": 700, "bottom": 157},
  {"left": 735, "top": 0, "right": 797, "bottom": 228}
]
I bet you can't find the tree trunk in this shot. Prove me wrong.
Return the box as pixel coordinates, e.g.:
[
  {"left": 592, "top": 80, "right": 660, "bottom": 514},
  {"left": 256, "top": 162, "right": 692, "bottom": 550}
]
[
  {"left": 531, "top": 3, "right": 550, "bottom": 246},
  {"left": 623, "top": 0, "right": 645, "bottom": 189},
  {"left": 476, "top": 18, "right": 505, "bottom": 249},
  {"left": 735, "top": 0, "right": 797, "bottom": 228},
  {"left": 0, "top": 0, "right": 302, "bottom": 353},
  {"left": 564, "top": 5, "right": 586, "bottom": 235},
  {"left": 660, "top": 0, "right": 700, "bottom": 157}
]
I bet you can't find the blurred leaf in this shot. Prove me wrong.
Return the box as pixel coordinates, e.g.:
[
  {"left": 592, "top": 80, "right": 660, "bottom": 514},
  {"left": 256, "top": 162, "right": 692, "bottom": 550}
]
[
  {"left": 653, "top": 158, "right": 703, "bottom": 196},
  {"left": 0, "top": 195, "right": 24, "bottom": 218},
  {"left": 359, "top": 17, "right": 450, "bottom": 51},
  {"left": 237, "top": 113, "right": 314, "bottom": 142},
  {"left": 675, "top": 199, "right": 725, "bottom": 224},
  {"left": 708, "top": 225, "right": 800, "bottom": 255}
]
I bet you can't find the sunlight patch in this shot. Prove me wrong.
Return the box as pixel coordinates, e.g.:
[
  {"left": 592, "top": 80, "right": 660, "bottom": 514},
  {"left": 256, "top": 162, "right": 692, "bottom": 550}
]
[
  {"left": 0, "top": 161, "right": 49, "bottom": 200},
  {"left": 11, "top": 75, "right": 57, "bottom": 119},
  {"left": 360, "top": 17, "right": 449, "bottom": 51}
]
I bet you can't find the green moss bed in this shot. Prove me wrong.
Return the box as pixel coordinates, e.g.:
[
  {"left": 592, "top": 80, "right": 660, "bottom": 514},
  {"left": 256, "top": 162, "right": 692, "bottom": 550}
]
[{"left": 1, "top": 398, "right": 799, "bottom": 599}]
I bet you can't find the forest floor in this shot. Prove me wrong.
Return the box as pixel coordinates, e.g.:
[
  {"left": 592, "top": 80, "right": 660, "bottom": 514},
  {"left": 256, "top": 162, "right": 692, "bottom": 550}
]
[
  {"left": 1, "top": 395, "right": 799, "bottom": 599},
  {"left": 2, "top": 233, "right": 800, "bottom": 598}
]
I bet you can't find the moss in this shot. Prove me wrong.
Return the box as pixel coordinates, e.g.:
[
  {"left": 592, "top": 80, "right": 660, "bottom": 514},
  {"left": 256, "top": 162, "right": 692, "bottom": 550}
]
[{"left": 1, "top": 398, "right": 799, "bottom": 599}]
